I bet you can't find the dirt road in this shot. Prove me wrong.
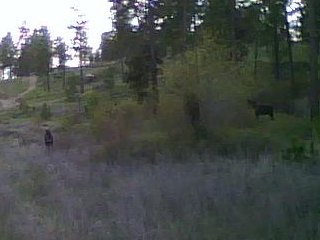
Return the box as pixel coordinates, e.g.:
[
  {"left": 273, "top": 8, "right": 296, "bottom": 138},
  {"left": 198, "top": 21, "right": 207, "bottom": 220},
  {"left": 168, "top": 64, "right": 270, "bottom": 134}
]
[{"left": 0, "top": 76, "right": 37, "bottom": 110}]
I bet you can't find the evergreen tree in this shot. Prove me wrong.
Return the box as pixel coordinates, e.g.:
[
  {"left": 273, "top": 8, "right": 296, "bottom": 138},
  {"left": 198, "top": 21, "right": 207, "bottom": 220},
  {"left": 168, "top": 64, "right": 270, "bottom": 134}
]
[
  {"left": 0, "top": 32, "right": 16, "bottom": 79},
  {"left": 53, "top": 37, "right": 70, "bottom": 89},
  {"left": 68, "top": 9, "right": 90, "bottom": 94}
]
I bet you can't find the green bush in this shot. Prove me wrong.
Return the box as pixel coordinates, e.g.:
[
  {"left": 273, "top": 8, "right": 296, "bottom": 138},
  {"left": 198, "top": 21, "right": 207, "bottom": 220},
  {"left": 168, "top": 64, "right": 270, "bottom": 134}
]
[
  {"left": 65, "top": 74, "right": 78, "bottom": 101},
  {"left": 103, "top": 66, "right": 116, "bottom": 89},
  {"left": 40, "top": 103, "right": 51, "bottom": 120},
  {"left": 282, "top": 139, "right": 311, "bottom": 162},
  {"left": 210, "top": 114, "right": 311, "bottom": 158},
  {"left": 84, "top": 91, "right": 101, "bottom": 118},
  {"left": 17, "top": 98, "right": 29, "bottom": 114},
  {"left": 94, "top": 66, "right": 118, "bottom": 90}
]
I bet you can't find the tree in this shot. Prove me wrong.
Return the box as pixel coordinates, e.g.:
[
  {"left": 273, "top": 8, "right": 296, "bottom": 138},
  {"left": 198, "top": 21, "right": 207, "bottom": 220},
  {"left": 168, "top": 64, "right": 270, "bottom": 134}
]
[
  {"left": 53, "top": 37, "right": 70, "bottom": 89},
  {"left": 17, "top": 26, "right": 52, "bottom": 91},
  {"left": 30, "top": 27, "right": 52, "bottom": 91},
  {"left": 0, "top": 32, "right": 16, "bottom": 79},
  {"left": 68, "top": 9, "right": 90, "bottom": 94},
  {"left": 307, "top": 0, "right": 319, "bottom": 119},
  {"left": 16, "top": 23, "right": 31, "bottom": 77},
  {"left": 110, "top": 0, "right": 163, "bottom": 113},
  {"left": 284, "top": 0, "right": 295, "bottom": 90}
]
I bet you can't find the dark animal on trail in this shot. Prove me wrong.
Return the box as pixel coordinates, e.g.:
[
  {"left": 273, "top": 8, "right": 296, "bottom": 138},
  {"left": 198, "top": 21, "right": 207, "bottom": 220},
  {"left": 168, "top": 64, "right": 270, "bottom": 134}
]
[
  {"left": 247, "top": 100, "right": 274, "bottom": 120},
  {"left": 44, "top": 129, "right": 53, "bottom": 149}
]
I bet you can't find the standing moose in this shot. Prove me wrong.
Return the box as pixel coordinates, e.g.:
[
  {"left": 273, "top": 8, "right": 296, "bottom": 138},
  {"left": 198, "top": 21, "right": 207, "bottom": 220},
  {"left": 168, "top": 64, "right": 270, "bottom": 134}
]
[{"left": 44, "top": 129, "right": 54, "bottom": 152}]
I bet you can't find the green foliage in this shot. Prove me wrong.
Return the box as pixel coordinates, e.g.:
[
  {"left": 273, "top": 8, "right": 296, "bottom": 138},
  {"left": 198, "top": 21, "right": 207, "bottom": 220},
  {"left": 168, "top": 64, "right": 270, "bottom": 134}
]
[
  {"left": 18, "top": 98, "right": 30, "bottom": 114},
  {"left": 53, "top": 37, "right": 70, "bottom": 67},
  {"left": 65, "top": 74, "right": 78, "bottom": 102},
  {"left": 18, "top": 26, "right": 52, "bottom": 77},
  {"left": 215, "top": 114, "right": 311, "bottom": 158},
  {"left": 94, "top": 66, "right": 118, "bottom": 89},
  {"left": 84, "top": 91, "right": 101, "bottom": 118},
  {"left": 0, "top": 32, "right": 16, "bottom": 69},
  {"left": 282, "top": 139, "right": 311, "bottom": 162},
  {"left": 164, "top": 35, "right": 254, "bottom": 134},
  {"left": 24, "top": 78, "right": 64, "bottom": 105},
  {"left": 40, "top": 102, "right": 51, "bottom": 120},
  {"left": 103, "top": 66, "right": 116, "bottom": 89},
  {"left": 125, "top": 43, "right": 162, "bottom": 104},
  {"left": 61, "top": 112, "right": 82, "bottom": 129},
  {"left": 0, "top": 79, "right": 28, "bottom": 97},
  {"left": 88, "top": 34, "right": 315, "bottom": 160}
]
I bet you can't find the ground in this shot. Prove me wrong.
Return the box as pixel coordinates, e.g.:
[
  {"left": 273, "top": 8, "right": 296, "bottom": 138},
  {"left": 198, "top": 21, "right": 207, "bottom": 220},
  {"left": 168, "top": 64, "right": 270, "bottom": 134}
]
[
  {"left": 0, "top": 77, "right": 319, "bottom": 239},
  {"left": 0, "top": 76, "right": 37, "bottom": 110}
]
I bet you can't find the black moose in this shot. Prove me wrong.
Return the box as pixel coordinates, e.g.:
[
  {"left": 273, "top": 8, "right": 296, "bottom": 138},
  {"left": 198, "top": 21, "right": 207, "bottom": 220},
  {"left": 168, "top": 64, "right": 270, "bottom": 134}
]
[
  {"left": 247, "top": 100, "right": 274, "bottom": 120},
  {"left": 44, "top": 129, "right": 54, "bottom": 152}
]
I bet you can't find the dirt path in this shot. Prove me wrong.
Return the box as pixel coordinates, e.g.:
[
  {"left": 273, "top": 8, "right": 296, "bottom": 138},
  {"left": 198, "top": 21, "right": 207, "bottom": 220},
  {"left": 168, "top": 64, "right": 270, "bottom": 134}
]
[{"left": 0, "top": 76, "right": 37, "bottom": 110}]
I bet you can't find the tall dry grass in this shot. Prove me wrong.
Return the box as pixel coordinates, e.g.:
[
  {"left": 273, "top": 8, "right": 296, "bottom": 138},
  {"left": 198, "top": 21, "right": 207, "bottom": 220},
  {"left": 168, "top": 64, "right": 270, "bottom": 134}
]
[{"left": 0, "top": 143, "right": 320, "bottom": 239}]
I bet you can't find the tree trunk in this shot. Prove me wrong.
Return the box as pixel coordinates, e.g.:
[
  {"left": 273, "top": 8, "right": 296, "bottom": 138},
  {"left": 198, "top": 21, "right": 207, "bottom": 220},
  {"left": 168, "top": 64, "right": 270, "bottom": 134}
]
[
  {"left": 181, "top": 0, "right": 188, "bottom": 51},
  {"left": 80, "top": 65, "right": 84, "bottom": 94},
  {"left": 47, "top": 72, "right": 50, "bottom": 91},
  {"left": 79, "top": 51, "right": 84, "bottom": 94},
  {"left": 146, "top": 1, "right": 159, "bottom": 115},
  {"left": 62, "top": 64, "right": 66, "bottom": 89},
  {"left": 253, "top": 38, "right": 259, "bottom": 78},
  {"left": 273, "top": 23, "right": 280, "bottom": 81},
  {"left": 284, "top": 4, "right": 295, "bottom": 92},
  {"left": 308, "top": 0, "right": 319, "bottom": 119},
  {"left": 150, "top": 45, "right": 159, "bottom": 115},
  {"left": 229, "top": 0, "right": 237, "bottom": 61}
]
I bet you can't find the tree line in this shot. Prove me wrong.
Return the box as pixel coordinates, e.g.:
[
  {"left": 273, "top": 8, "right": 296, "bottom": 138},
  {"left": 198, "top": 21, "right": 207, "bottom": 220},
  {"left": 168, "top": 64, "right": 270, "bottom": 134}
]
[
  {"left": 0, "top": 11, "right": 95, "bottom": 92},
  {"left": 101, "top": 0, "right": 320, "bottom": 119}
]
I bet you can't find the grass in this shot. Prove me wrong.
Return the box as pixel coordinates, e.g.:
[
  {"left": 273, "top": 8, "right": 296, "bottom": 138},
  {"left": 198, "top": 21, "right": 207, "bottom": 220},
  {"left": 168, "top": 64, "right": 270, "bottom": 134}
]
[
  {"left": 24, "top": 78, "right": 65, "bottom": 105},
  {"left": 0, "top": 55, "right": 317, "bottom": 239},
  {"left": 0, "top": 78, "right": 29, "bottom": 97},
  {"left": 0, "top": 138, "right": 320, "bottom": 239},
  {"left": 108, "top": 159, "right": 320, "bottom": 239}
]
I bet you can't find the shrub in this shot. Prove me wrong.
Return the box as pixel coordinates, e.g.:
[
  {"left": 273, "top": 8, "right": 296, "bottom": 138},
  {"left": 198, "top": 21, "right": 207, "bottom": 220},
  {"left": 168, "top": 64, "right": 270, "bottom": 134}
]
[
  {"left": 17, "top": 97, "right": 29, "bottom": 113},
  {"left": 40, "top": 103, "right": 51, "bottom": 120},
  {"left": 65, "top": 74, "right": 78, "bottom": 101},
  {"left": 94, "top": 66, "right": 118, "bottom": 90},
  {"left": 61, "top": 112, "right": 82, "bottom": 129},
  {"left": 210, "top": 114, "right": 311, "bottom": 159},
  {"left": 84, "top": 91, "right": 101, "bottom": 118},
  {"left": 282, "top": 139, "right": 311, "bottom": 162},
  {"left": 103, "top": 66, "right": 116, "bottom": 89}
]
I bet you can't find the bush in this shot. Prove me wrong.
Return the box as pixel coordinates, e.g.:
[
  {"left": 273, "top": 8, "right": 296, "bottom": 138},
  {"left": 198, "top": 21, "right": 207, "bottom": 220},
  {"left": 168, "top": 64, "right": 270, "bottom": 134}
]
[
  {"left": 40, "top": 103, "right": 51, "bottom": 120},
  {"left": 210, "top": 114, "right": 311, "bottom": 159},
  {"left": 103, "top": 66, "right": 116, "bottom": 89},
  {"left": 17, "top": 97, "right": 29, "bottom": 113},
  {"left": 65, "top": 74, "right": 78, "bottom": 101},
  {"left": 84, "top": 91, "right": 101, "bottom": 118},
  {"left": 95, "top": 66, "right": 118, "bottom": 90}
]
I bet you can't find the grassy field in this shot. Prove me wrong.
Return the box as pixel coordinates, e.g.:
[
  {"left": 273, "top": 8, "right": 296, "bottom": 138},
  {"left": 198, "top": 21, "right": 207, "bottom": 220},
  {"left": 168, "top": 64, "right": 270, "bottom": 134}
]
[
  {"left": 0, "top": 143, "right": 319, "bottom": 239},
  {"left": 0, "top": 78, "right": 29, "bottom": 98},
  {"left": 0, "top": 54, "right": 318, "bottom": 239}
]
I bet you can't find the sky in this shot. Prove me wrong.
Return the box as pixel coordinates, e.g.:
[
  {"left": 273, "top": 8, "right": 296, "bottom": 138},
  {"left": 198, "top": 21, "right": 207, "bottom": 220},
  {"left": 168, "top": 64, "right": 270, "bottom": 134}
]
[{"left": 0, "top": 0, "right": 113, "bottom": 66}]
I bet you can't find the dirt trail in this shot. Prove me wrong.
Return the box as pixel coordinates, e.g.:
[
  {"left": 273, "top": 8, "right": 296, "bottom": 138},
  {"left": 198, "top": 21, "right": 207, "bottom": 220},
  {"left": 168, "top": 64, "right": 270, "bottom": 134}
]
[{"left": 0, "top": 76, "right": 37, "bottom": 110}]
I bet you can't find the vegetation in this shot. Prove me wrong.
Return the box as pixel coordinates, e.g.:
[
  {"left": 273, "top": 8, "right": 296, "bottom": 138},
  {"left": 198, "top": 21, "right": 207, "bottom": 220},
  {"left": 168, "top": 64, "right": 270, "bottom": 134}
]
[{"left": 0, "top": 0, "right": 318, "bottom": 239}]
